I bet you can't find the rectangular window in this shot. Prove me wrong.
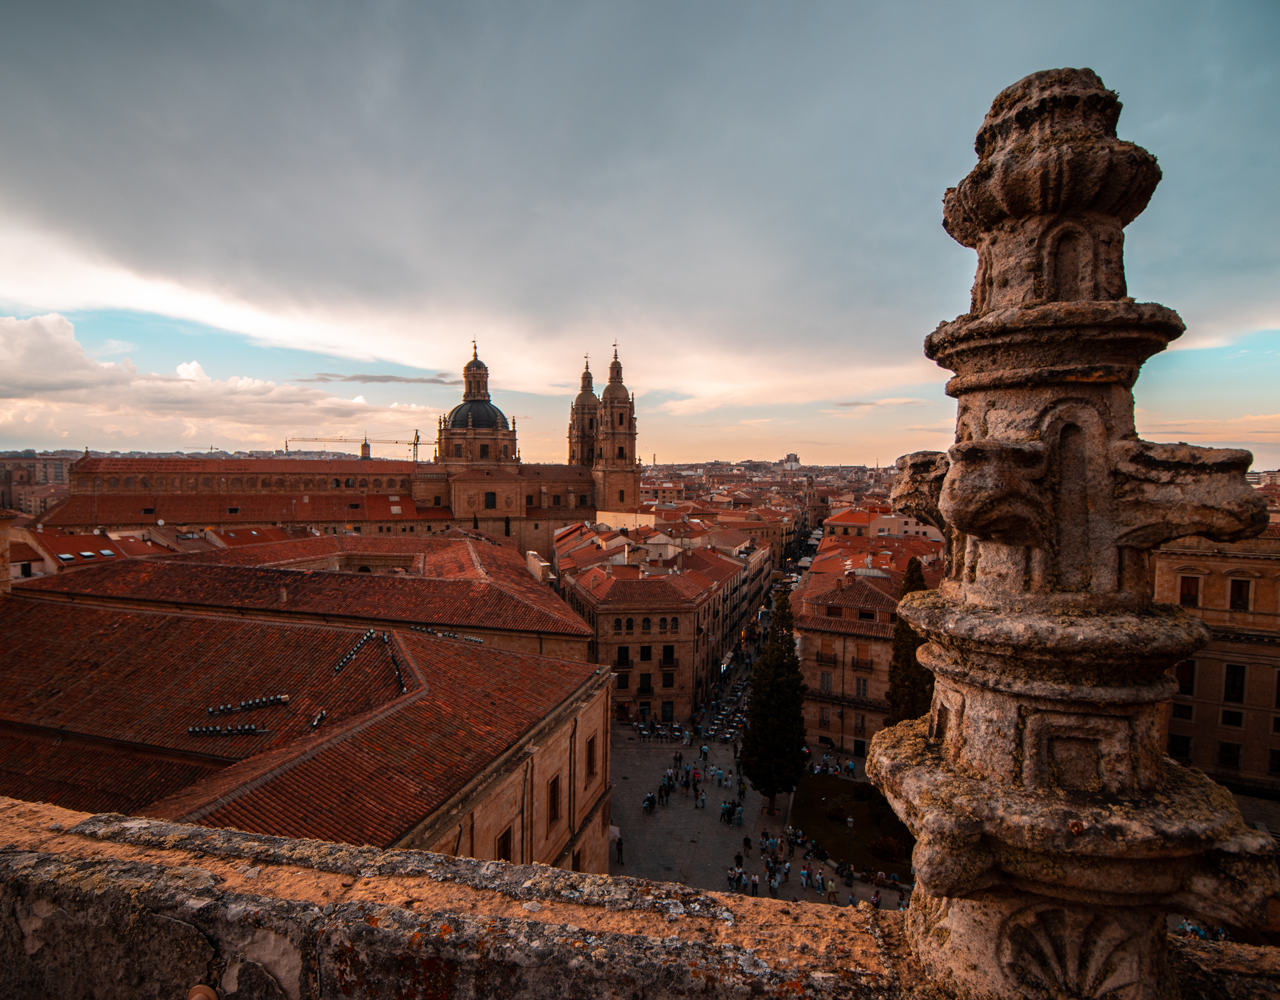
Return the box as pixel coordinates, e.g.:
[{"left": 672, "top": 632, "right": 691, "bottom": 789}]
[
  {"left": 434, "top": 496, "right": 441, "bottom": 506},
  {"left": 662, "top": 671, "right": 674, "bottom": 688},
  {"left": 825, "top": 605, "right": 841, "bottom": 617},
  {"left": 640, "top": 645, "right": 652, "bottom": 661},
  {"left": 226, "top": 506, "right": 240, "bottom": 514},
  {"left": 349, "top": 502, "right": 361, "bottom": 510},
  {"left": 496, "top": 827, "right": 513, "bottom": 862},
  {"left": 1171, "top": 703, "right": 1193, "bottom": 721},
  {"left": 526, "top": 495, "right": 534, "bottom": 505},
  {"left": 1168, "top": 734, "right": 1192, "bottom": 760},
  {"left": 639, "top": 672, "right": 653, "bottom": 694},
  {"left": 1224, "top": 664, "right": 1246, "bottom": 704},
  {"left": 479, "top": 444, "right": 490, "bottom": 459},
  {"left": 856, "top": 677, "right": 869, "bottom": 699},
  {"left": 1175, "top": 660, "right": 1196, "bottom": 697},
  {"left": 1230, "top": 579, "right": 1252, "bottom": 611},
  {"left": 820, "top": 671, "right": 832, "bottom": 693},
  {"left": 1218, "top": 741, "right": 1242, "bottom": 769},
  {"left": 484, "top": 491, "right": 497, "bottom": 509},
  {"left": 619, "top": 489, "right": 625, "bottom": 503},
  {"left": 1179, "top": 576, "right": 1200, "bottom": 608},
  {"left": 586, "top": 735, "right": 597, "bottom": 778},
  {"left": 858, "top": 610, "right": 875, "bottom": 621},
  {"left": 639, "top": 700, "right": 651, "bottom": 717},
  {"left": 661, "top": 645, "right": 674, "bottom": 663},
  {"left": 1271, "top": 749, "right": 1280, "bottom": 776},
  {"left": 1221, "top": 710, "right": 1244, "bottom": 728},
  {"left": 616, "top": 646, "right": 629, "bottom": 666},
  {"left": 548, "top": 775, "right": 561, "bottom": 825},
  {"left": 454, "top": 444, "right": 463, "bottom": 458},
  {"left": 819, "top": 706, "right": 830, "bottom": 728},
  {"left": 616, "top": 672, "right": 629, "bottom": 689},
  {"left": 553, "top": 494, "right": 561, "bottom": 506}
]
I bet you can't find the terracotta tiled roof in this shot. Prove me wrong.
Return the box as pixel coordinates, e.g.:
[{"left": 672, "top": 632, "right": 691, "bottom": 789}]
[
  {"left": 6, "top": 542, "right": 42, "bottom": 563},
  {"left": 574, "top": 565, "right": 711, "bottom": 605},
  {"left": 793, "top": 613, "right": 893, "bottom": 640},
  {"left": 34, "top": 493, "right": 453, "bottom": 528},
  {"left": 806, "top": 578, "right": 898, "bottom": 611},
  {"left": 0, "top": 592, "right": 604, "bottom": 848},
  {"left": 0, "top": 598, "right": 405, "bottom": 764},
  {"left": 15, "top": 550, "right": 592, "bottom": 637},
  {"left": 72, "top": 457, "right": 417, "bottom": 475},
  {"left": 143, "top": 633, "right": 603, "bottom": 847},
  {"left": 0, "top": 734, "right": 219, "bottom": 815}
]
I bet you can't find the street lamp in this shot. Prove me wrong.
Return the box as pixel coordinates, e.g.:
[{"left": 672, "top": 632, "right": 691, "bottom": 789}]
[{"left": 846, "top": 815, "right": 854, "bottom": 871}]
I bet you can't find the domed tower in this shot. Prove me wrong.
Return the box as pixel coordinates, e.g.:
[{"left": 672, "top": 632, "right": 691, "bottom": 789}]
[
  {"left": 435, "top": 345, "right": 518, "bottom": 468},
  {"left": 592, "top": 347, "right": 640, "bottom": 508},
  {"left": 567, "top": 357, "right": 598, "bottom": 468}
]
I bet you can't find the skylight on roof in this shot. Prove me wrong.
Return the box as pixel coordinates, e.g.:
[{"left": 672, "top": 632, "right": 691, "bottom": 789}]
[
  {"left": 99, "top": 549, "right": 115, "bottom": 557},
  {"left": 78, "top": 551, "right": 96, "bottom": 558},
  {"left": 57, "top": 553, "right": 75, "bottom": 561}
]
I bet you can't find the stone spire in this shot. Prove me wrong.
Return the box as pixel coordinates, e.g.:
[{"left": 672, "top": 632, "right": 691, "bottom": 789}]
[{"left": 870, "top": 68, "right": 1276, "bottom": 1000}]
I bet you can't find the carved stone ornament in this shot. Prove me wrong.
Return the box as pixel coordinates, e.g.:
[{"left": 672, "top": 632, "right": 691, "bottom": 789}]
[{"left": 867, "top": 68, "right": 1277, "bottom": 1000}]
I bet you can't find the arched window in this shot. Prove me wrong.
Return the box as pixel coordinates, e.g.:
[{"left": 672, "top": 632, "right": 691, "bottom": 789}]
[
  {"left": 619, "top": 412, "right": 625, "bottom": 425},
  {"left": 123, "top": 477, "right": 134, "bottom": 488},
  {"left": 275, "top": 478, "right": 285, "bottom": 489},
  {"left": 345, "top": 478, "right": 355, "bottom": 488},
  {"left": 626, "top": 618, "right": 634, "bottom": 631},
  {"left": 231, "top": 478, "right": 243, "bottom": 488},
  {"left": 588, "top": 418, "right": 594, "bottom": 430},
  {"left": 201, "top": 477, "right": 212, "bottom": 488},
  {"left": 140, "top": 477, "right": 150, "bottom": 489},
  {"left": 332, "top": 478, "right": 341, "bottom": 489},
  {"left": 671, "top": 616, "right": 679, "bottom": 631},
  {"left": 358, "top": 566, "right": 372, "bottom": 573},
  {"left": 108, "top": 477, "right": 119, "bottom": 488},
  {"left": 359, "top": 479, "right": 368, "bottom": 488},
  {"left": 660, "top": 617, "right": 667, "bottom": 630},
  {"left": 93, "top": 477, "right": 103, "bottom": 490},
  {"left": 614, "top": 618, "right": 622, "bottom": 632},
  {"left": 617, "top": 446, "right": 625, "bottom": 459},
  {"left": 642, "top": 617, "right": 651, "bottom": 632},
  {"left": 372, "top": 479, "right": 382, "bottom": 488}
]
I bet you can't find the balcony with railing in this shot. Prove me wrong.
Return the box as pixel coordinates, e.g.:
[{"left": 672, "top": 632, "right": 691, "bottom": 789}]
[
  {"left": 806, "top": 687, "right": 888, "bottom": 713},
  {"left": 810, "top": 653, "right": 875, "bottom": 673}
]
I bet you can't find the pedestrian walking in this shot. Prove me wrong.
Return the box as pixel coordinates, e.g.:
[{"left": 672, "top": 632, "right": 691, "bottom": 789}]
[
  {"left": 699, "top": 789, "right": 706, "bottom": 809},
  {"left": 735, "top": 804, "right": 743, "bottom": 826},
  {"left": 743, "top": 836, "right": 752, "bottom": 857},
  {"left": 783, "top": 861, "right": 790, "bottom": 883},
  {"left": 750, "top": 873, "right": 759, "bottom": 896},
  {"left": 616, "top": 835, "right": 624, "bottom": 864}
]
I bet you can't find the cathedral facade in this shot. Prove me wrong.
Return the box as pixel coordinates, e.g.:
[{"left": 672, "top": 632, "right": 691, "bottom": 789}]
[
  {"left": 423, "top": 346, "right": 641, "bottom": 556},
  {"left": 38, "top": 347, "right": 642, "bottom": 564}
]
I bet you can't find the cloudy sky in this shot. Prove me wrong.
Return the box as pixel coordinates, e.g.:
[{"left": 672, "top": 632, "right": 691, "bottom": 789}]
[{"left": 0, "top": 1, "right": 1277, "bottom": 467}]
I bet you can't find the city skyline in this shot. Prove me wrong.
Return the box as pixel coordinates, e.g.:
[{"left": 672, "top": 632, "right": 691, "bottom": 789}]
[{"left": 1, "top": 2, "right": 1277, "bottom": 466}]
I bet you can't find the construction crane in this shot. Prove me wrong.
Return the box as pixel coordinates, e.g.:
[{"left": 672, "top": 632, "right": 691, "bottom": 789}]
[{"left": 286, "top": 430, "right": 422, "bottom": 462}]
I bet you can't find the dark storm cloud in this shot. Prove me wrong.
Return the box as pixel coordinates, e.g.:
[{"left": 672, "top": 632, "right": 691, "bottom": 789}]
[
  {"left": 296, "top": 372, "right": 462, "bottom": 385},
  {"left": 0, "top": 0, "right": 1276, "bottom": 361}
]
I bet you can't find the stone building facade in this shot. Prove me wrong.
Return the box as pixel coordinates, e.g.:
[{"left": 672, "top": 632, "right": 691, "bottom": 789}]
[
  {"left": 793, "top": 576, "right": 896, "bottom": 758},
  {"left": 1154, "top": 524, "right": 1280, "bottom": 793}
]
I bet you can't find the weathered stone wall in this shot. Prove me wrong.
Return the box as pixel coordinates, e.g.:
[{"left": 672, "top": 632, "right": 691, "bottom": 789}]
[{"left": 2, "top": 797, "right": 1278, "bottom": 998}]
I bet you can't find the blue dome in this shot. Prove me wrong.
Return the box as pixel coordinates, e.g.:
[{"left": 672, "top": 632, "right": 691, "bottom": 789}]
[{"left": 446, "top": 400, "right": 509, "bottom": 430}]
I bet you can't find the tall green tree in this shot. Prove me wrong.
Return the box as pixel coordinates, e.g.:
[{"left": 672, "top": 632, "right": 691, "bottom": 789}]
[
  {"left": 739, "top": 590, "right": 808, "bottom": 813},
  {"left": 884, "top": 557, "right": 933, "bottom": 726}
]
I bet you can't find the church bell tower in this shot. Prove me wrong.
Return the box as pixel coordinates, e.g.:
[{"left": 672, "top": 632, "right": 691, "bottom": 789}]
[{"left": 592, "top": 347, "right": 639, "bottom": 509}]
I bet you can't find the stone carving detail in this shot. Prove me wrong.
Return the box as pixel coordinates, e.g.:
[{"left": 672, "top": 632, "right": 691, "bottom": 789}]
[
  {"left": 999, "top": 904, "right": 1147, "bottom": 999},
  {"left": 867, "top": 68, "right": 1279, "bottom": 1000}
]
